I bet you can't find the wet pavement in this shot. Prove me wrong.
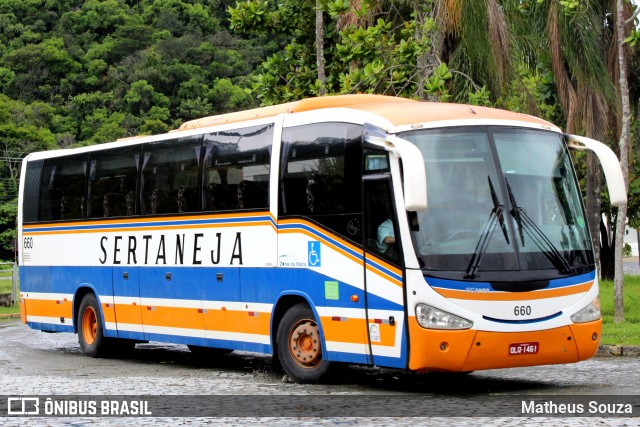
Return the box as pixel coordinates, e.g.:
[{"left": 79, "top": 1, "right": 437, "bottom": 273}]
[{"left": 0, "top": 320, "right": 638, "bottom": 426}]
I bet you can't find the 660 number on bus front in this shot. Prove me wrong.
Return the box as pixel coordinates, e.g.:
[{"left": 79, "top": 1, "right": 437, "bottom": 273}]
[{"left": 514, "top": 305, "right": 531, "bottom": 316}]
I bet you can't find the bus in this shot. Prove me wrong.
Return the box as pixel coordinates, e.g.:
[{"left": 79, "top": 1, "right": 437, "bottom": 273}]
[{"left": 17, "top": 94, "right": 626, "bottom": 383}]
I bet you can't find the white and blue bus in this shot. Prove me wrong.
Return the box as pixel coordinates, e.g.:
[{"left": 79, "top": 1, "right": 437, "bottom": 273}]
[{"left": 18, "top": 94, "right": 626, "bottom": 382}]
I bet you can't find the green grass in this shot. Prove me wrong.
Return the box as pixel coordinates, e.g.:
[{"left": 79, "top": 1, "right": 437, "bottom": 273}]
[
  {"left": 599, "top": 276, "right": 640, "bottom": 346},
  {"left": 0, "top": 272, "right": 15, "bottom": 294},
  {"left": 0, "top": 265, "right": 18, "bottom": 317},
  {"left": 0, "top": 305, "right": 19, "bottom": 317}
]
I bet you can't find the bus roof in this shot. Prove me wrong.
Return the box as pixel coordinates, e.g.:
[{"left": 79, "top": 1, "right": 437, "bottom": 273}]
[{"left": 177, "top": 94, "right": 556, "bottom": 131}]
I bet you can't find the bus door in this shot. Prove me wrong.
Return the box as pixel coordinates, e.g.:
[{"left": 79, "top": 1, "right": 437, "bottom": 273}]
[
  {"left": 362, "top": 170, "right": 407, "bottom": 368},
  {"left": 112, "top": 267, "right": 145, "bottom": 340}
]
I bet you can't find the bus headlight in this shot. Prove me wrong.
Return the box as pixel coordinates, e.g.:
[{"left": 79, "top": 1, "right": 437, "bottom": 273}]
[
  {"left": 570, "top": 297, "right": 601, "bottom": 323},
  {"left": 415, "top": 304, "right": 473, "bottom": 330}
]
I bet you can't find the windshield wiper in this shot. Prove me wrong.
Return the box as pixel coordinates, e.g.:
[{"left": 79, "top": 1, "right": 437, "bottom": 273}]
[
  {"left": 465, "top": 176, "right": 509, "bottom": 279},
  {"left": 505, "top": 178, "right": 571, "bottom": 274}
]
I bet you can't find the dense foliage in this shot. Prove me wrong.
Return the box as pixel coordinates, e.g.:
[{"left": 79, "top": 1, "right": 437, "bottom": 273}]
[{"left": 0, "top": 0, "right": 282, "bottom": 258}]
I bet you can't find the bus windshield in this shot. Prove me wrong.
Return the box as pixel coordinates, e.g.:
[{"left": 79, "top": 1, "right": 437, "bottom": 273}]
[{"left": 401, "top": 127, "right": 593, "bottom": 278}]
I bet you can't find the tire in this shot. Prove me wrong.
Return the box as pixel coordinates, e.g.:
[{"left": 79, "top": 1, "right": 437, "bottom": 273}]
[
  {"left": 77, "top": 293, "right": 107, "bottom": 358},
  {"left": 276, "top": 303, "right": 330, "bottom": 383}
]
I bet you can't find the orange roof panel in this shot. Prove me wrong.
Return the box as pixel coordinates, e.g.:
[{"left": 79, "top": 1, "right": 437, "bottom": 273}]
[{"left": 176, "top": 94, "right": 555, "bottom": 131}]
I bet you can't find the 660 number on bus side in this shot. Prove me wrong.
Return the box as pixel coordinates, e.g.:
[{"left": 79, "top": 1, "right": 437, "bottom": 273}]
[{"left": 23, "top": 237, "right": 34, "bottom": 249}]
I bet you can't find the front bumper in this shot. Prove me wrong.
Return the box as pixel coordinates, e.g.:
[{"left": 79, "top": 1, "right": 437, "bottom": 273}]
[{"left": 407, "top": 316, "right": 601, "bottom": 372}]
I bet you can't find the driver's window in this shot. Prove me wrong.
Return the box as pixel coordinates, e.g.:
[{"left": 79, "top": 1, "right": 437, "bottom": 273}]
[{"left": 365, "top": 179, "right": 400, "bottom": 263}]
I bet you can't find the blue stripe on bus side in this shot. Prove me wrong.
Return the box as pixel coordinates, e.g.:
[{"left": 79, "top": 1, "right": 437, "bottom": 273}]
[
  {"left": 365, "top": 258, "right": 403, "bottom": 283},
  {"left": 546, "top": 271, "right": 596, "bottom": 288},
  {"left": 27, "top": 322, "right": 75, "bottom": 333},
  {"left": 22, "top": 265, "right": 404, "bottom": 311},
  {"left": 21, "top": 264, "right": 403, "bottom": 364},
  {"left": 328, "top": 351, "right": 370, "bottom": 365}
]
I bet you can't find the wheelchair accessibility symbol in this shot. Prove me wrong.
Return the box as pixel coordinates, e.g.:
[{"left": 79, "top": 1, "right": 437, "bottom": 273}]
[{"left": 308, "top": 241, "right": 321, "bottom": 267}]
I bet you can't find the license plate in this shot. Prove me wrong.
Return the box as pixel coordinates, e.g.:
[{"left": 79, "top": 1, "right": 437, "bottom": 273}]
[{"left": 509, "top": 342, "right": 539, "bottom": 355}]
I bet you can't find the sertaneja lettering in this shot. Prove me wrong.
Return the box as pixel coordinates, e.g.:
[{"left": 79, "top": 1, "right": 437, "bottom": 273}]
[{"left": 99, "top": 232, "right": 243, "bottom": 266}]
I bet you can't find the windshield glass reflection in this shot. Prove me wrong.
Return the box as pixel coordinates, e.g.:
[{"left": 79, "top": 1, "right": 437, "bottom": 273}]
[{"left": 401, "top": 127, "right": 592, "bottom": 276}]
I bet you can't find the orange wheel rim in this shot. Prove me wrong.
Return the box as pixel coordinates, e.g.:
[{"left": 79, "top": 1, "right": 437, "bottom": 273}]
[
  {"left": 82, "top": 306, "right": 97, "bottom": 345},
  {"left": 288, "top": 319, "right": 321, "bottom": 368}
]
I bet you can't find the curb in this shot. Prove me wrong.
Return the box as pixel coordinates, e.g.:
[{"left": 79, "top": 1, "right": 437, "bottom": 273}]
[
  {"left": 597, "top": 345, "right": 640, "bottom": 357},
  {"left": 0, "top": 313, "right": 20, "bottom": 320}
]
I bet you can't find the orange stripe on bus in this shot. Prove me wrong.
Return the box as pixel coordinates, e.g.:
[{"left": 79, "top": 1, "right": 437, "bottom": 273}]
[
  {"left": 23, "top": 211, "right": 271, "bottom": 231},
  {"left": 24, "top": 221, "right": 273, "bottom": 236},
  {"left": 142, "top": 306, "right": 204, "bottom": 330},
  {"left": 24, "top": 299, "right": 73, "bottom": 319},
  {"left": 364, "top": 263, "right": 403, "bottom": 288},
  {"left": 320, "top": 316, "right": 368, "bottom": 344},
  {"left": 101, "top": 304, "right": 116, "bottom": 323},
  {"left": 365, "top": 254, "right": 402, "bottom": 277},
  {"left": 277, "top": 218, "right": 362, "bottom": 254},
  {"left": 113, "top": 304, "right": 143, "bottom": 325},
  {"left": 203, "top": 309, "right": 271, "bottom": 335},
  {"left": 367, "top": 321, "right": 398, "bottom": 347},
  {"left": 432, "top": 281, "right": 593, "bottom": 301}
]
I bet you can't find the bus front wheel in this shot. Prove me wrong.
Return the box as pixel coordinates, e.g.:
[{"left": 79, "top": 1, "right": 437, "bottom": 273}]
[
  {"left": 276, "top": 303, "right": 330, "bottom": 383},
  {"left": 78, "top": 293, "right": 107, "bottom": 358}
]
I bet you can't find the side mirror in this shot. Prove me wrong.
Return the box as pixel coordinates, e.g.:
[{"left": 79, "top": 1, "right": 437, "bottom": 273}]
[
  {"left": 565, "top": 134, "right": 627, "bottom": 207},
  {"left": 385, "top": 135, "right": 428, "bottom": 212},
  {"left": 362, "top": 124, "right": 427, "bottom": 212}
]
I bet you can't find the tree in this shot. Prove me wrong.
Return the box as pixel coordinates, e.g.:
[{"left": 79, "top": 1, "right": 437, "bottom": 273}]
[
  {"left": 613, "top": 0, "right": 633, "bottom": 322},
  {"left": 315, "top": 0, "right": 327, "bottom": 95},
  {"left": 514, "top": 1, "right": 619, "bottom": 279}
]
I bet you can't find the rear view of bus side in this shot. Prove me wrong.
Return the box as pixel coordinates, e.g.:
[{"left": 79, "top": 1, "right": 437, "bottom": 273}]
[{"left": 17, "top": 94, "right": 626, "bottom": 383}]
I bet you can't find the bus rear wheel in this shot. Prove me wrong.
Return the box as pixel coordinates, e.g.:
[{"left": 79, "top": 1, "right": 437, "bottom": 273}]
[
  {"left": 78, "top": 293, "right": 106, "bottom": 357},
  {"left": 276, "top": 303, "right": 330, "bottom": 383}
]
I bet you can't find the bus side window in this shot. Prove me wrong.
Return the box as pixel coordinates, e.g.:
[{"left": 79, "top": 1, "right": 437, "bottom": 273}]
[
  {"left": 141, "top": 135, "right": 202, "bottom": 215},
  {"left": 40, "top": 154, "right": 88, "bottom": 222},
  {"left": 281, "top": 123, "right": 362, "bottom": 214},
  {"left": 365, "top": 179, "right": 400, "bottom": 263},
  {"left": 280, "top": 122, "right": 362, "bottom": 240},
  {"left": 203, "top": 123, "right": 274, "bottom": 212},
  {"left": 22, "top": 160, "right": 43, "bottom": 223},
  {"left": 88, "top": 147, "right": 140, "bottom": 218}
]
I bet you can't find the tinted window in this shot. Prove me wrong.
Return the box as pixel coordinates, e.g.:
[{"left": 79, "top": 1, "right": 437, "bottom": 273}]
[
  {"left": 88, "top": 146, "right": 140, "bottom": 218},
  {"left": 203, "top": 123, "right": 273, "bottom": 211},
  {"left": 141, "top": 136, "right": 202, "bottom": 215},
  {"left": 39, "top": 155, "right": 88, "bottom": 221},
  {"left": 280, "top": 123, "right": 362, "bottom": 216},
  {"left": 22, "top": 160, "right": 43, "bottom": 223}
]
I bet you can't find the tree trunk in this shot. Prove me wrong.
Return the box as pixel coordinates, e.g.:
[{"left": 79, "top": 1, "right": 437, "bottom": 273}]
[
  {"left": 586, "top": 154, "right": 602, "bottom": 276},
  {"left": 415, "top": 4, "right": 428, "bottom": 101},
  {"left": 613, "top": 0, "right": 631, "bottom": 323},
  {"left": 315, "top": 1, "right": 327, "bottom": 96}
]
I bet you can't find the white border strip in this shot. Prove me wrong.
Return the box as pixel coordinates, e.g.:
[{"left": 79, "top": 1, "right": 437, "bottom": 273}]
[{"left": 26, "top": 315, "right": 72, "bottom": 325}]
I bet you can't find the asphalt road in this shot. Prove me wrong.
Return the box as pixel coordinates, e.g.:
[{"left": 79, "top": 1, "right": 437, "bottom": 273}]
[{"left": 0, "top": 319, "right": 638, "bottom": 426}]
